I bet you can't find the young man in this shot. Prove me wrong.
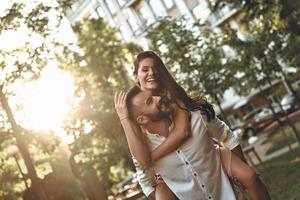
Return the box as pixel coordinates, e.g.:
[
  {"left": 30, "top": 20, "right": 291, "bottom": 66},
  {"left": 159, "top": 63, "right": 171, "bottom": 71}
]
[
  {"left": 120, "top": 86, "right": 270, "bottom": 200},
  {"left": 125, "top": 86, "right": 239, "bottom": 200}
]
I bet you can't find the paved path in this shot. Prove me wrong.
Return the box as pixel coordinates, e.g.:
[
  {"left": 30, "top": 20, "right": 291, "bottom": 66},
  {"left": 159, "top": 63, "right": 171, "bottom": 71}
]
[{"left": 244, "top": 134, "right": 299, "bottom": 165}]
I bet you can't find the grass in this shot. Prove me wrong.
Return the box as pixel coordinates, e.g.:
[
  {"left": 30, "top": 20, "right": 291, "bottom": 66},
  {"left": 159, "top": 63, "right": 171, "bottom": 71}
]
[
  {"left": 243, "top": 118, "right": 300, "bottom": 199},
  {"left": 265, "top": 130, "right": 297, "bottom": 155},
  {"left": 256, "top": 149, "right": 300, "bottom": 200},
  {"left": 264, "top": 120, "right": 300, "bottom": 155}
]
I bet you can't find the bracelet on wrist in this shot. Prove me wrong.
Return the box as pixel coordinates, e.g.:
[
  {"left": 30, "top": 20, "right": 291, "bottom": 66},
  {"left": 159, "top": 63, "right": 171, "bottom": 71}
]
[{"left": 120, "top": 116, "right": 129, "bottom": 121}]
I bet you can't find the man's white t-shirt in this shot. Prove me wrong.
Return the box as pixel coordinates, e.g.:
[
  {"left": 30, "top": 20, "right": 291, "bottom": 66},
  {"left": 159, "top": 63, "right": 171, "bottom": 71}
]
[{"left": 135, "top": 111, "right": 239, "bottom": 200}]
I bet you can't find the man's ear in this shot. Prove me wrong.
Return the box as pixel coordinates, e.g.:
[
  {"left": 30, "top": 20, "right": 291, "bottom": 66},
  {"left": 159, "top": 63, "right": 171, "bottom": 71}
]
[{"left": 136, "top": 115, "right": 149, "bottom": 125}]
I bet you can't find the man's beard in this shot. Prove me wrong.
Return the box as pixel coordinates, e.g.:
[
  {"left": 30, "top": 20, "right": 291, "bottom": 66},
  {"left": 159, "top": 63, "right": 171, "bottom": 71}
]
[
  {"left": 147, "top": 110, "right": 171, "bottom": 122},
  {"left": 147, "top": 96, "right": 174, "bottom": 122}
]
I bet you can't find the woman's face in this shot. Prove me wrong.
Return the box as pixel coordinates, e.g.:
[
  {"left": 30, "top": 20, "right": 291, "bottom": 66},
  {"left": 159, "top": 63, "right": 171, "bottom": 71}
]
[{"left": 136, "top": 58, "right": 160, "bottom": 92}]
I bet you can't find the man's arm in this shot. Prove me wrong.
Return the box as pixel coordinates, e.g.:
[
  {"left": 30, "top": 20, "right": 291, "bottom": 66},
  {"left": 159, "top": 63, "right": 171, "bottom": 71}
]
[
  {"left": 132, "top": 157, "right": 156, "bottom": 199},
  {"left": 205, "top": 116, "right": 248, "bottom": 162},
  {"left": 206, "top": 116, "right": 239, "bottom": 149}
]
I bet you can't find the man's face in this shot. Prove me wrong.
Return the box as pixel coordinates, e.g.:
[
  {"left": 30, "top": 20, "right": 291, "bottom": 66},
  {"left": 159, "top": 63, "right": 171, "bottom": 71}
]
[{"left": 132, "top": 91, "right": 174, "bottom": 123}]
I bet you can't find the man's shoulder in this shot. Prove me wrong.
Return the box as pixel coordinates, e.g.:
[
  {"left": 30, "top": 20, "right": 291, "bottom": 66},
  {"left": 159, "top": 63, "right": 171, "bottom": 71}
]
[
  {"left": 190, "top": 110, "right": 208, "bottom": 122},
  {"left": 188, "top": 111, "right": 211, "bottom": 133}
]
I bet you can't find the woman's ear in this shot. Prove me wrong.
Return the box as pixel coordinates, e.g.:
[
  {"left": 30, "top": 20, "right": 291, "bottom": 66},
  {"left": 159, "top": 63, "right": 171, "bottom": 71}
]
[{"left": 136, "top": 115, "right": 149, "bottom": 125}]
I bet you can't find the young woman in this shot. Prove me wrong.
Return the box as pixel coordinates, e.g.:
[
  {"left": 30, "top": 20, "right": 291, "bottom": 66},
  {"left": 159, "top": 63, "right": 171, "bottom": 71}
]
[{"left": 115, "top": 51, "right": 270, "bottom": 200}]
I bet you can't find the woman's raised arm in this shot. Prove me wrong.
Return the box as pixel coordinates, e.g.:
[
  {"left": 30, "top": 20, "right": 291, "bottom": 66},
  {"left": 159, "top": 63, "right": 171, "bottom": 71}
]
[
  {"left": 114, "top": 91, "right": 151, "bottom": 168},
  {"left": 150, "top": 100, "right": 191, "bottom": 161}
]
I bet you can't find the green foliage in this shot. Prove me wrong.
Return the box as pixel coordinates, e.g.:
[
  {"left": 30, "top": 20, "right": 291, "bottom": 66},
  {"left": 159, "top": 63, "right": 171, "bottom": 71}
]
[
  {"left": 63, "top": 17, "right": 140, "bottom": 192},
  {"left": 146, "top": 17, "right": 238, "bottom": 102},
  {"left": 0, "top": 3, "right": 24, "bottom": 32},
  {"left": 42, "top": 146, "right": 87, "bottom": 200},
  {"left": 206, "top": 0, "right": 300, "bottom": 95},
  {"left": 71, "top": 18, "right": 140, "bottom": 109},
  {"left": 257, "top": 150, "right": 300, "bottom": 200},
  {"left": 0, "top": 137, "right": 23, "bottom": 199},
  {"left": 0, "top": 1, "right": 85, "bottom": 199},
  {"left": 264, "top": 121, "right": 300, "bottom": 155},
  {"left": 0, "top": 2, "right": 72, "bottom": 84}
]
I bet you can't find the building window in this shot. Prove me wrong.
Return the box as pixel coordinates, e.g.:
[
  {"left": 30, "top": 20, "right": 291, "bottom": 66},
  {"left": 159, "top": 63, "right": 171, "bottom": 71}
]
[
  {"left": 127, "top": 9, "right": 140, "bottom": 32},
  {"left": 128, "top": 14, "right": 139, "bottom": 31},
  {"left": 96, "top": 6, "right": 106, "bottom": 18},
  {"left": 207, "top": 4, "right": 233, "bottom": 25},
  {"left": 137, "top": 6, "right": 154, "bottom": 26},
  {"left": 163, "top": 0, "right": 175, "bottom": 9},
  {"left": 117, "top": 0, "right": 127, "bottom": 7},
  {"left": 105, "top": 0, "right": 116, "bottom": 15},
  {"left": 119, "top": 25, "right": 131, "bottom": 41},
  {"left": 89, "top": 10, "right": 100, "bottom": 19},
  {"left": 149, "top": 0, "right": 166, "bottom": 17},
  {"left": 192, "top": 2, "right": 211, "bottom": 24}
]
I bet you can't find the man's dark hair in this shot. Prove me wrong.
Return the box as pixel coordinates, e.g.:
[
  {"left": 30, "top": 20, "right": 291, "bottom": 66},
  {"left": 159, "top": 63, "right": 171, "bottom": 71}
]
[{"left": 126, "top": 85, "right": 143, "bottom": 121}]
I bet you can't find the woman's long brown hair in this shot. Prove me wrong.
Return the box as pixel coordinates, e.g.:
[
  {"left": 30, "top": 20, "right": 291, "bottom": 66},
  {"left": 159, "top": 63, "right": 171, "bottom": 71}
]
[{"left": 134, "top": 51, "right": 215, "bottom": 121}]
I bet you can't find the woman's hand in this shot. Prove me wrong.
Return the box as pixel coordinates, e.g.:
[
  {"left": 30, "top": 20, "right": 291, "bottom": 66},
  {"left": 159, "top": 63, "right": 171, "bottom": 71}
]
[
  {"left": 115, "top": 91, "right": 152, "bottom": 167},
  {"left": 114, "top": 91, "right": 129, "bottom": 121}
]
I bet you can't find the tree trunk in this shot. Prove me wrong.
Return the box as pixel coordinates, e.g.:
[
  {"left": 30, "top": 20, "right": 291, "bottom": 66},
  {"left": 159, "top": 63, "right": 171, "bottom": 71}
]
[
  {"left": 69, "top": 153, "right": 108, "bottom": 200},
  {"left": 0, "top": 85, "right": 49, "bottom": 200},
  {"left": 83, "top": 172, "right": 108, "bottom": 200}
]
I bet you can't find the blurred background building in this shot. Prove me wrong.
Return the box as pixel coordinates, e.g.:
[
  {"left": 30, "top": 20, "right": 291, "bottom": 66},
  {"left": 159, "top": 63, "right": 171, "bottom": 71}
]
[{"left": 66, "top": 0, "right": 242, "bottom": 48}]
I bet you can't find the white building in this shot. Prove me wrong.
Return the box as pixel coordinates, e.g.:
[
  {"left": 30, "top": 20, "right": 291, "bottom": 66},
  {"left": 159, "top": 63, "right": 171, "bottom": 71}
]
[{"left": 66, "top": 0, "right": 241, "bottom": 48}]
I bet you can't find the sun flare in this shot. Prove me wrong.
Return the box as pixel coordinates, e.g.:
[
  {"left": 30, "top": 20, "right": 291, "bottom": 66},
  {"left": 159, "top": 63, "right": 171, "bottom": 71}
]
[{"left": 11, "top": 61, "right": 75, "bottom": 143}]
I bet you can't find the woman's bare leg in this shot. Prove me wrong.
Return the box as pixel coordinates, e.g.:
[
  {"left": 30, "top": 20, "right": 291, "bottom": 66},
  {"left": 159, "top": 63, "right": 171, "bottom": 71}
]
[
  {"left": 155, "top": 182, "right": 177, "bottom": 200},
  {"left": 219, "top": 147, "right": 270, "bottom": 200}
]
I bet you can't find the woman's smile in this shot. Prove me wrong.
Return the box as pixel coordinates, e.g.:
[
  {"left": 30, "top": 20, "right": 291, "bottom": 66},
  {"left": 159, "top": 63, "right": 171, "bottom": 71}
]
[{"left": 137, "top": 58, "right": 159, "bottom": 91}]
